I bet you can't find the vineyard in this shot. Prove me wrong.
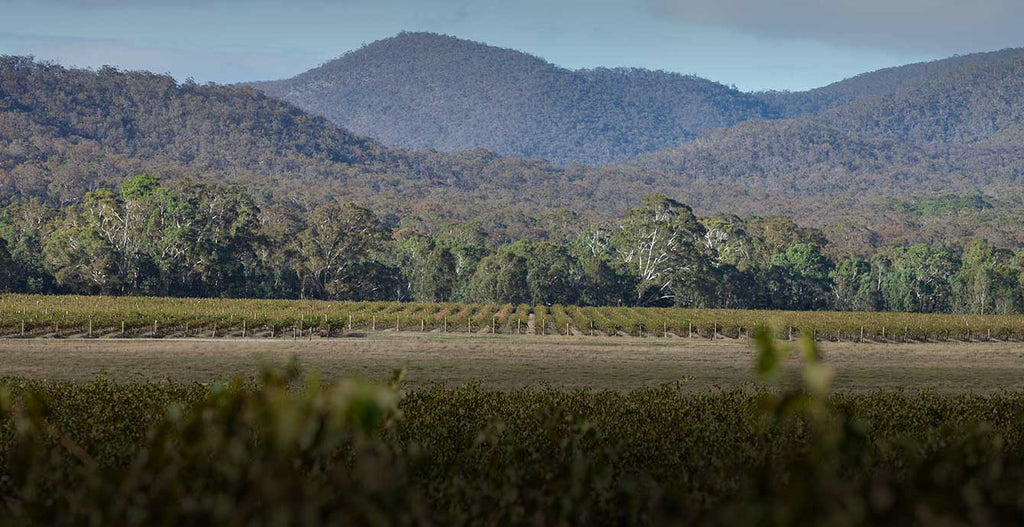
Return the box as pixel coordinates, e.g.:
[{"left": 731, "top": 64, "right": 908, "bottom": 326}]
[
  {"left": 4, "top": 355, "right": 1024, "bottom": 525},
  {"left": 2, "top": 294, "right": 1023, "bottom": 342}
]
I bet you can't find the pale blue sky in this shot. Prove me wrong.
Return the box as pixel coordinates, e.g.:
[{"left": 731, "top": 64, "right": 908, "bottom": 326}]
[{"left": 2, "top": 0, "right": 1022, "bottom": 91}]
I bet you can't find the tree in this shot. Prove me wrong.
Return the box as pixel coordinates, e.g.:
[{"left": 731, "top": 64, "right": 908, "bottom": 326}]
[
  {"left": 249, "top": 204, "right": 303, "bottom": 299},
  {"left": 0, "top": 237, "right": 15, "bottom": 292},
  {"left": 831, "top": 258, "right": 879, "bottom": 311},
  {"left": 417, "top": 246, "right": 457, "bottom": 302},
  {"left": 0, "top": 200, "right": 54, "bottom": 293},
  {"left": 954, "top": 240, "right": 1018, "bottom": 315},
  {"left": 146, "top": 180, "right": 262, "bottom": 297},
  {"left": 768, "top": 243, "right": 834, "bottom": 311},
  {"left": 745, "top": 217, "right": 828, "bottom": 269},
  {"left": 435, "top": 222, "right": 490, "bottom": 301},
  {"left": 612, "top": 195, "right": 707, "bottom": 306},
  {"left": 297, "top": 203, "right": 390, "bottom": 300},
  {"left": 579, "top": 257, "right": 635, "bottom": 306},
  {"left": 707, "top": 263, "right": 758, "bottom": 309},
  {"left": 43, "top": 208, "right": 120, "bottom": 294},
  {"left": 510, "top": 241, "right": 582, "bottom": 306},
  {"left": 392, "top": 236, "right": 457, "bottom": 302},
  {"left": 700, "top": 214, "right": 754, "bottom": 269},
  {"left": 467, "top": 250, "right": 529, "bottom": 305},
  {"left": 877, "top": 245, "right": 959, "bottom": 313}
]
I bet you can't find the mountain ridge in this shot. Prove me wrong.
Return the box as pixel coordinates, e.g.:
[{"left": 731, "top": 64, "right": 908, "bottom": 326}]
[
  {"left": 252, "top": 32, "right": 776, "bottom": 165},
  {"left": 5, "top": 51, "right": 1024, "bottom": 253},
  {"left": 253, "top": 32, "right": 1024, "bottom": 166}
]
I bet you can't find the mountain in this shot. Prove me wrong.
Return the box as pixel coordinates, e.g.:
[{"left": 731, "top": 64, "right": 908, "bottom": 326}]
[
  {"left": 4, "top": 52, "right": 1024, "bottom": 254},
  {"left": 624, "top": 47, "right": 1024, "bottom": 253},
  {"left": 764, "top": 48, "right": 1024, "bottom": 118},
  {"left": 633, "top": 47, "right": 1024, "bottom": 188},
  {"left": 254, "top": 34, "right": 1024, "bottom": 167},
  {"left": 0, "top": 55, "right": 646, "bottom": 241},
  {"left": 251, "top": 32, "right": 775, "bottom": 165}
]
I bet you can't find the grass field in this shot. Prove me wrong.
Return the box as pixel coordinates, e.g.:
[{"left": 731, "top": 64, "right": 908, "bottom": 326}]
[{"left": 2, "top": 333, "right": 1023, "bottom": 392}]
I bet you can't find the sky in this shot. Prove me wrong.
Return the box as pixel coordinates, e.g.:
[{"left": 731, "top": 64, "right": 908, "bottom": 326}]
[{"left": 1, "top": 0, "right": 1023, "bottom": 92}]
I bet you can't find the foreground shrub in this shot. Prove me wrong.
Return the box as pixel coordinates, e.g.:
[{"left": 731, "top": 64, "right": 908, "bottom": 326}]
[{"left": 2, "top": 343, "right": 1024, "bottom": 526}]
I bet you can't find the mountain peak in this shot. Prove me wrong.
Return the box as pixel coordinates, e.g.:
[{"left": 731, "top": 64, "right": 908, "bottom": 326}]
[{"left": 253, "top": 33, "right": 765, "bottom": 165}]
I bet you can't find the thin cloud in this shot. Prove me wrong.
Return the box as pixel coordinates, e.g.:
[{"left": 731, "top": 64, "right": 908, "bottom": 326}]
[{"left": 648, "top": 0, "right": 1024, "bottom": 53}]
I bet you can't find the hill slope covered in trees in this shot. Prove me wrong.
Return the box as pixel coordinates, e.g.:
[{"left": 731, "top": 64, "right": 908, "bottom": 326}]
[
  {"left": 0, "top": 55, "right": 609, "bottom": 240},
  {"left": 252, "top": 33, "right": 1024, "bottom": 168},
  {"left": 4, "top": 54, "right": 1024, "bottom": 254},
  {"left": 251, "top": 32, "right": 776, "bottom": 165},
  {"left": 632, "top": 47, "right": 1024, "bottom": 193}
]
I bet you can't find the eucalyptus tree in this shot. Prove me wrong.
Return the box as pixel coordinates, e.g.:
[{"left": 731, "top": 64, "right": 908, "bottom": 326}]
[
  {"left": 297, "top": 203, "right": 390, "bottom": 300},
  {"left": 508, "top": 241, "right": 583, "bottom": 306},
  {"left": 149, "top": 180, "right": 262, "bottom": 297},
  {"left": 0, "top": 199, "right": 53, "bottom": 293},
  {"left": 699, "top": 214, "right": 754, "bottom": 269},
  {"left": 41, "top": 175, "right": 161, "bottom": 295},
  {"left": 579, "top": 257, "right": 635, "bottom": 307},
  {"left": 0, "top": 237, "right": 15, "bottom": 292},
  {"left": 877, "top": 245, "right": 959, "bottom": 313},
  {"left": 390, "top": 235, "right": 457, "bottom": 302},
  {"left": 612, "top": 194, "right": 708, "bottom": 306},
  {"left": 768, "top": 243, "right": 834, "bottom": 311},
  {"left": 831, "top": 258, "right": 879, "bottom": 311},
  {"left": 467, "top": 249, "right": 529, "bottom": 305},
  {"left": 955, "top": 240, "right": 1018, "bottom": 315},
  {"left": 745, "top": 217, "right": 828, "bottom": 269},
  {"left": 434, "top": 221, "right": 490, "bottom": 301}
]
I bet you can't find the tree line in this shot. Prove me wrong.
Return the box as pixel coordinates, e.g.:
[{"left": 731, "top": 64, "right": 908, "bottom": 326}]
[{"left": 2, "top": 175, "right": 1022, "bottom": 315}]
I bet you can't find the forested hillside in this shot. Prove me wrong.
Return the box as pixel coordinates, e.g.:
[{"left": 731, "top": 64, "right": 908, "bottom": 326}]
[
  {"left": 4, "top": 54, "right": 1024, "bottom": 255},
  {"left": 0, "top": 55, "right": 613, "bottom": 240},
  {"left": 252, "top": 32, "right": 775, "bottom": 165},
  {"left": 252, "top": 32, "right": 1024, "bottom": 168},
  {"left": 763, "top": 48, "right": 1024, "bottom": 117},
  {"left": 627, "top": 48, "right": 1024, "bottom": 249}
]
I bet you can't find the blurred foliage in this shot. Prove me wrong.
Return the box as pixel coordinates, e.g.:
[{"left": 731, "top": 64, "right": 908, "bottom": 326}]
[{"left": 3, "top": 345, "right": 1024, "bottom": 525}]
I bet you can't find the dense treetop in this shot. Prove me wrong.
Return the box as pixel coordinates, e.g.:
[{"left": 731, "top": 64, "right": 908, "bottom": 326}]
[{"left": 4, "top": 175, "right": 1024, "bottom": 317}]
